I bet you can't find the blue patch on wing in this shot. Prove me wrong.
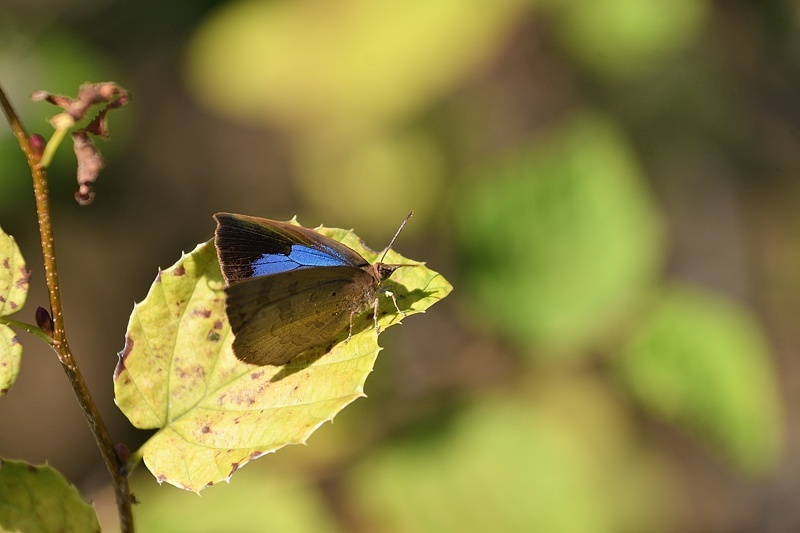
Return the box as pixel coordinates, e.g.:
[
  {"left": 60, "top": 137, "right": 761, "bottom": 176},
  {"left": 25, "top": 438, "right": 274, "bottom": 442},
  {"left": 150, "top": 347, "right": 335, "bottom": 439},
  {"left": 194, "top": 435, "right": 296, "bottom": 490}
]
[{"left": 252, "top": 244, "right": 356, "bottom": 277}]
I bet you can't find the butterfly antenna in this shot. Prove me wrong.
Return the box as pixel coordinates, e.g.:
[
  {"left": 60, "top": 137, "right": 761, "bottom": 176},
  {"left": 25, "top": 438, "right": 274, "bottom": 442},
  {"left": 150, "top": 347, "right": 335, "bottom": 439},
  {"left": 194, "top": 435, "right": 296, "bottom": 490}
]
[{"left": 379, "top": 211, "right": 413, "bottom": 263}]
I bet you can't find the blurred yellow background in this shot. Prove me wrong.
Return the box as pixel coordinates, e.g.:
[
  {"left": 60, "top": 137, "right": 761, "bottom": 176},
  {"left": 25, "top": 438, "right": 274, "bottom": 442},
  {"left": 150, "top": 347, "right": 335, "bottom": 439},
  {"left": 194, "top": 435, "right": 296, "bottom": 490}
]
[{"left": 1, "top": 0, "right": 798, "bottom": 531}]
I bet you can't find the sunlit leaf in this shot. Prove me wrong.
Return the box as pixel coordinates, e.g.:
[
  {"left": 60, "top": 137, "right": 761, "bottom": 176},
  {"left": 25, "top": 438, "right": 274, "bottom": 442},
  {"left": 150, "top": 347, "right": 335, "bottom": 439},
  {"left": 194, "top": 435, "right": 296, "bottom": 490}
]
[
  {"left": 348, "top": 377, "right": 672, "bottom": 532},
  {"left": 617, "top": 284, "right": 782, "bottom": 473},
  {"left": 456, "top": 112, "right": 664, "bottom": 356},
  {"left": 115, "top": 222, "right": 451, "bottom": 492},
  {"left": 0, "top": 459, "right": 100, "bottom": 533},
  {"left": 0, "top": 227, "right": 29, "bottom": 396}
]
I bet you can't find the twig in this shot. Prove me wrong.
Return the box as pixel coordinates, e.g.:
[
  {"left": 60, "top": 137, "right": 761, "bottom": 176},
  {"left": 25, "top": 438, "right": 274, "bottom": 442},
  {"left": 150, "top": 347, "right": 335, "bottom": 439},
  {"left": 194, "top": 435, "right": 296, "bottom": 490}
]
[
  {"left": 0, "top": 84, "right": 134, "bottom": 532},
  {"left": 0, "top": 317, "right": 53, "bottom": 345}
]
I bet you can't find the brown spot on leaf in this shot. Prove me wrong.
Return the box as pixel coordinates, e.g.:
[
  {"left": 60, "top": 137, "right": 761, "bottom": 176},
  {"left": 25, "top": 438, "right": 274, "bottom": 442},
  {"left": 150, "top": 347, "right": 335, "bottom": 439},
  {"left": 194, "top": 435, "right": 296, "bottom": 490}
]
[
  {"left": 201, "top": 426, "right": 211, "bottom": 434},
  {"left": 114, "top": 336, "right": 134, "bottom": 379},
  {"left": 250, "top": 370, "right": 264, "bottom": 380},
  {"left": 16, "top": 268, "right": 30, "bottom": 289},
  {"left": 207, "top": 331, "right": 220, "bottom": 342},
  {"left": 213, "top": 319, "right": 223, "bottom": 330},
  {"left": 174, "top": 266, "right": 186, "bottom": 276},
  {"left": 3, "top": 258, "right": 9, "bottom": 269},
  {"left": 192, "top": 307, "right": 211, "bottom": 318},
  {"left": 230, "top": 462, "right": 241, "bottom": 475}
]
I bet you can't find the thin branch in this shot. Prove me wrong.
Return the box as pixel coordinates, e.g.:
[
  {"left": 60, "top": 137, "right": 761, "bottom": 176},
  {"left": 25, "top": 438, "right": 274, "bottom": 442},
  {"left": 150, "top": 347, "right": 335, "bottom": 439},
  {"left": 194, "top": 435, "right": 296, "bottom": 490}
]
[
  {"left": 0, "top": 317, "right": 53, "bottom": 345},
  {"left": 0, "top": 84, "right": 135, "bottom": 532}
]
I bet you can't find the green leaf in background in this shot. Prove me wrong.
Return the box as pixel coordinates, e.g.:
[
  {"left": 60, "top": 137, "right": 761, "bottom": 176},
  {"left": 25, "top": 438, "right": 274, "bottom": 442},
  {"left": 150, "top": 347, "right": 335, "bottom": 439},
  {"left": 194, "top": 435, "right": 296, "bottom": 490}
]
[
  {"left": 186, "top": 0, "right": 524, "bottom": 133},
  {"left": 456, "top": 112, "right": 663, "bottom": 356},
  {"left": 114, "top": 223, "right": 451, "bottom": 492},
  {"left": 0, "top": 227, "right": 29, "bottom": 396},
  {"left": 0, "top": 459, "right": 100, "bottom": 533},
  {"left": 347, "top": 377, "right": 672, "bottom": 532},
  {"left": 542, "top": 0, "right": 709, "bottom": 78},
  {"left": 617, "top": 284, "right": 782, "bottom": 474},
  {"left": 131, "top": 467, "right": 338, "bottom": 533}
]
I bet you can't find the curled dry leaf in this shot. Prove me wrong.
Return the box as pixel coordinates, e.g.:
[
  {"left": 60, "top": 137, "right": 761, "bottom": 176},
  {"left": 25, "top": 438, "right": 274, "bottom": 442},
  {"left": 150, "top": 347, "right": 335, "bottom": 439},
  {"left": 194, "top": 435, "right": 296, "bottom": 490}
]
[
  {"left": 72, "top": 130, "right": 104, "bottom": 206},
  {"left": 32, "top": 81, "right": 130, "bottom": 206},
  {"left": 31, "top": 82, "right": 129, "bottom": 122}
]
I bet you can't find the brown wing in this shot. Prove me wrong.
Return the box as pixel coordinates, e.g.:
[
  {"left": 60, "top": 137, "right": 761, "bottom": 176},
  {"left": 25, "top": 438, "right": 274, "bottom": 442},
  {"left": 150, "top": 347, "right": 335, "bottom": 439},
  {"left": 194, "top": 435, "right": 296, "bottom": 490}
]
[
  {"left": 225, "top": 265, "right": 376, "bottom": 366},
  {"left": 214, "top": 213, "right": 369, "bottom": 284}
]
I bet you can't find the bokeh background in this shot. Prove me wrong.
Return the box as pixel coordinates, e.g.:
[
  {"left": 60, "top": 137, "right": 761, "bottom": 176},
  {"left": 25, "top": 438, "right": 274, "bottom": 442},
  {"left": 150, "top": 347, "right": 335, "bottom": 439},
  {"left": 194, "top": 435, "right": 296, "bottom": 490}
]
[{"left": 1, "top": 0, "right": 799, "bottom": 531}]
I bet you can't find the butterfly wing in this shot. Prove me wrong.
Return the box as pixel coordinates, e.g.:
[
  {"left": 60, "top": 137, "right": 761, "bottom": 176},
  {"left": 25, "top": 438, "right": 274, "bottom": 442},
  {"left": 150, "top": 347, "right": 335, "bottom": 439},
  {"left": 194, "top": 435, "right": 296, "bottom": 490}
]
[
  {"left": 214, "top": 213, "right": 369, "bottom": 284},
  {"left": 225, "top": 265, "right": 377, "bottom": 366}
]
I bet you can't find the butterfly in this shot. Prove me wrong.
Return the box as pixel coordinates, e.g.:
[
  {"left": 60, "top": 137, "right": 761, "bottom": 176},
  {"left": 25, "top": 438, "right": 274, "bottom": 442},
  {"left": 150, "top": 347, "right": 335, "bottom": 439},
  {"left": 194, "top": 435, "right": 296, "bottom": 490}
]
[{"left": 213, "top": 213, "right": 412, "bottom": 366}]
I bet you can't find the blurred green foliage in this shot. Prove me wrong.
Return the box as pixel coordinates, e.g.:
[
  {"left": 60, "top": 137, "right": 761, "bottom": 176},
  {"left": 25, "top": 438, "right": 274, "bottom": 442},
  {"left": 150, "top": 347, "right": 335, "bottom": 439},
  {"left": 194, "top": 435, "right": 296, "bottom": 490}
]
[
  {"left": 456, "top": 112, "right": 663, "bottom": 355},
  {"left": 1, "top": 0, "right": 793, "bottom": 531},
  {"left": 618, "top": 285, "right": 782, "bottom": 474},
  {"left": 132, "top": 470, "right": 339, "bottom": 532},
  {"left": 348, "top": 380, "right": 670, "bottom": 533},
  {"left": 543, "top": 0, "right": 709, "bottom": 77}
]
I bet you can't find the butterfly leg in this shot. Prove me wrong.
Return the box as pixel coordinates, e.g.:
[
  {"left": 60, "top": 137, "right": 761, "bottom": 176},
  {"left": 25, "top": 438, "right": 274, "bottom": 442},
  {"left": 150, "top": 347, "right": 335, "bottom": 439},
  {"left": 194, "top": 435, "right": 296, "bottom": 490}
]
[
  {"left": 373, "top": 297, "right": 381, "bottom": 333},
  {"left": 344, "top": 312, "right": 355, "bottom": 344},
  {"left": 383, "top": 290, "right": 405, "bottom": 318}
]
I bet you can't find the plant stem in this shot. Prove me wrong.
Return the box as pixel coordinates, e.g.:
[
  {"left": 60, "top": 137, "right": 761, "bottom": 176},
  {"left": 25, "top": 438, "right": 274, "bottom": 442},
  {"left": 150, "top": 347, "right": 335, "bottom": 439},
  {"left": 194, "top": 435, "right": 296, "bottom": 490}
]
[
  {"left": 0, "top": 317, "right": 53, "bottom": 344},
  {"left": 0, "top": 85, "right": 135, "bottom": 532}
]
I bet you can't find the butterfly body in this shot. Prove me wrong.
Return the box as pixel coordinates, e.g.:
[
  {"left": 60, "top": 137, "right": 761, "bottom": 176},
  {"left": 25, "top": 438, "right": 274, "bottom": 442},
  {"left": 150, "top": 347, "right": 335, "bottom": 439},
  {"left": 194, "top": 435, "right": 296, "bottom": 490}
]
[{"left": 214, "top": 213, "right": 404, "bottom": 366}]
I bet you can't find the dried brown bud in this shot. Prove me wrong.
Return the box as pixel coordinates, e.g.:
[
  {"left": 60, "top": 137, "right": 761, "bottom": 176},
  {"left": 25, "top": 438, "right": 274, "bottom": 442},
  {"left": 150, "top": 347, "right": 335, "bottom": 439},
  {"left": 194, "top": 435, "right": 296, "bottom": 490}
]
[
  {"left": 35, "top": 306, "right": 54, "bottom": 337},
  {"left": 29, "top": 134, "right": 46, "bottom": 158}
]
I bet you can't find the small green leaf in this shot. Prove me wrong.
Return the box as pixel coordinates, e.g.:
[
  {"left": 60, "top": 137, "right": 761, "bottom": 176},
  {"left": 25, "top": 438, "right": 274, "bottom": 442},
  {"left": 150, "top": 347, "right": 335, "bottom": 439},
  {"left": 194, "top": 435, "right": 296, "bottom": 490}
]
[
  {"left": 617, "top": 285, "right": 782, "bottom": 473},
  {"left": 115, "top": 222, "right": 451, "bottom": 492},
  {"left": 0, "top": 227, "right": 29, "bottom": 396},
  {"left": 0, "top": 459, "right": 100, "bottom": 533}
]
